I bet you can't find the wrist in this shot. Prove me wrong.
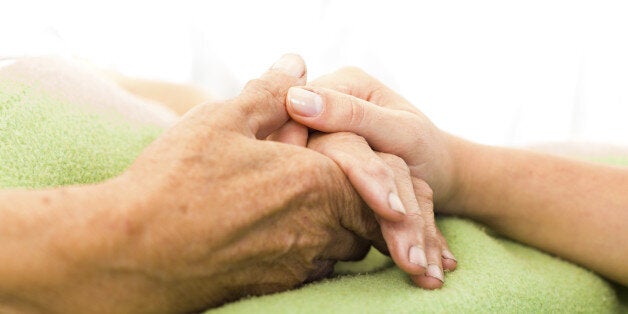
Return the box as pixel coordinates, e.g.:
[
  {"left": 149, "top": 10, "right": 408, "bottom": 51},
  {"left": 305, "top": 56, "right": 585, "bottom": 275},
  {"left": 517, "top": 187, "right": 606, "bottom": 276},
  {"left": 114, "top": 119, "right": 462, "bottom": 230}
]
[
  {"left": 439, "top": 134, "right": 504, "bottom": 219},
  {"left": 0, "top": 180, "right": 135, "bottom": 312},
  {"left": 436, "top": 133, "right": 476, "bottom": 214}
]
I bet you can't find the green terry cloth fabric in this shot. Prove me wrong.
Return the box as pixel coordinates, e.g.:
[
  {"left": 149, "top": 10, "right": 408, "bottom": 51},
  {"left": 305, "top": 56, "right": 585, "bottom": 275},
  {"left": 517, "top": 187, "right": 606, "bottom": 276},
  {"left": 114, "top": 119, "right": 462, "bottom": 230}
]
[
  {"left": 0, "top": 81, "right": 161, "bottom": 188},
  {"left": 0, "top": 80, "right": 626, "bottom": 313}
]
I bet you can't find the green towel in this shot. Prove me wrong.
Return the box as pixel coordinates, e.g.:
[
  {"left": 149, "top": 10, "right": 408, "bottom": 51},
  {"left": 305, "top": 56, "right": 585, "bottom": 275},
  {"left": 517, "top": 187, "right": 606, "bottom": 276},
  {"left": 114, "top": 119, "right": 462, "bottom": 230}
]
[{"left": 0, "top": 80, "right": 625, "bottom": 313}]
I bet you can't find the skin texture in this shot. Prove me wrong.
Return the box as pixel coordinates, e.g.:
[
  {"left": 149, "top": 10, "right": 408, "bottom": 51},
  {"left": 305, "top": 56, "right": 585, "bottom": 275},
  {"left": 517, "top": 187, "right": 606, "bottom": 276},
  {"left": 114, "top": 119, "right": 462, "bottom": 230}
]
[
  {"left": 105, "top": 56, "right": 457, "bottom": 287},
  {"left": 285, "top": 67, "right": 628, "bottom": 286},
  {"left": 0, "top": 56, "right": 387, "bottom": 313},
  {"left": 299, "top": 132, "right": 457, "bottom": 288},
  {"left": 106, "top": 58, "right": 458, "bottom": 286},
  {"left": 267, "top": 70, "right": 458, "bottom": 288}
]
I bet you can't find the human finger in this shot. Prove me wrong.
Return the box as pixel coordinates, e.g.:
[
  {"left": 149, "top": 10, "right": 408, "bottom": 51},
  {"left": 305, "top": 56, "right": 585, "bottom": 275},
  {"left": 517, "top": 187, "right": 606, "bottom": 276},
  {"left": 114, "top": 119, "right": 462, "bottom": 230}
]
[
  {"left": 438, "top": 228, "right": 458, "bottom": 271},
  {"left": 373, "top": 153, "right": 436, "bottom": 276},
  {"left": 286, "top": 86, "right": 426, "bottom": 160},
  {"left": 307, "top": 133, "right": 427, "bottom": 275},
  {"left": 217, "top": 53, "right": 307, "bottom": 139},
  {"left": 266, "top": 120, "right": 308, "bottom": 147},
  {"left": 409, "top": 177, "right": 446, "bottom": 289},
  {"left": 308, "top": 132, "right": 407, "bottom": 222}
]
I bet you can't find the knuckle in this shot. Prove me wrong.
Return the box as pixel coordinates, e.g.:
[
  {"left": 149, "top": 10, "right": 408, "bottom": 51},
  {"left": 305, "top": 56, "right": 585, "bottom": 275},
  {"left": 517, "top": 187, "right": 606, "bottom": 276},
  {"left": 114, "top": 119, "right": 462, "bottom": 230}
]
[
  {"left": 379, "top": 153, "right": 409, "bottom": 174},
  {"left": 307, "top": 132, "right": 353, "bottom": 156},
  {"left": 306, "top": 134, "right": 329, "bottom": 153},
  {"left": 407, "top": 210, "right": 426, "bottom": 229},
  {"left": 413, "top": 178, "right": 434, "bottom": 202},
  {"left": 424, "top": 229, "right": 440, "bottom": 247},
  {"left": 242, "top": 78, "right": 282, "bottom": 107},
  {"left": 323, "top": 131, "right": 365, "bottom": 144},
  {"left": 335, "top": 67, "right": 384, "bottom": 103},
  {"left": 406, "top": 210, "right": 423, "bottom": 220},
  {"left": 364, "top": 158, "right": 395, "bottom": 182},
  {"left": 335, "top": 132, "right": 369, "bottom": 147},
  {"left": 337, "top": 66, "right": 369, "bottom": 78},
  {"left": 366, "top": 85, "right": 386, "bottom": 103},
  {"left": 398, "top": 110, "right": 418, "bottom": 123},
  {"left": 344, "top": 97, "right": 367, "bottom": 129}
]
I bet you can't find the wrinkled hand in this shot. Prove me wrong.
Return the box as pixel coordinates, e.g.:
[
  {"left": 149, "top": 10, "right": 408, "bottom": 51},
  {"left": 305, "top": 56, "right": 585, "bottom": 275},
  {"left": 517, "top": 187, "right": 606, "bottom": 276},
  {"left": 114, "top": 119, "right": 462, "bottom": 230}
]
[{"left": 100, "top": 56, "right": 382, "bottom": 313}]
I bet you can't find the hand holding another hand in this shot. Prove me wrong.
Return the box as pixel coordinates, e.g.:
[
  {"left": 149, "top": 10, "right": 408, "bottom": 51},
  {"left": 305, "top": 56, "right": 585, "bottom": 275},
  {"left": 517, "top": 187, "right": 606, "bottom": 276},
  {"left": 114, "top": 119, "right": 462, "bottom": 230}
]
[
  {"left": 57, "top": 55, "right": 384, "bottom": 313},
  {"left": 269, "top": 65, "right": 459, "bottom": 288},
  {"left": 77, "top": 57, "right": 458, "bottom": 312},
  {"left": 290, "top": 67, "right": 460, "bottom": 207}
]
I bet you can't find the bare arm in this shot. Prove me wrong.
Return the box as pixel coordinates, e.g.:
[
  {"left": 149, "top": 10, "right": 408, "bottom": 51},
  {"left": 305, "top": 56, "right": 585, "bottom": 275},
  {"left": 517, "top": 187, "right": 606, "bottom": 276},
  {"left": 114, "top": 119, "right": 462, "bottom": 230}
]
[
  {"left": 104, "top": 70, "right": 212, "bottom": 115},
  {"left": 448, "top": 138, "right": 628, "bottom": 284},
  {"left": 0, "top": 184, "right": 118, "bottom": 313},
  {"left": 0, "top": 55, "right": 385, "bottom": 313},
  {"left": 287, "top": 67, "right": 628, "bottom": 285}
]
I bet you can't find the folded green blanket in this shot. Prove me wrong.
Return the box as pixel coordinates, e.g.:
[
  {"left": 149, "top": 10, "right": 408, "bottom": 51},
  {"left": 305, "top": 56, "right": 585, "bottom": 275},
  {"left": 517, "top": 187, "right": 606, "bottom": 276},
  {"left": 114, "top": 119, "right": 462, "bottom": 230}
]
[{"left": 1, "top": 80, "right": 625, "bottom": 313}]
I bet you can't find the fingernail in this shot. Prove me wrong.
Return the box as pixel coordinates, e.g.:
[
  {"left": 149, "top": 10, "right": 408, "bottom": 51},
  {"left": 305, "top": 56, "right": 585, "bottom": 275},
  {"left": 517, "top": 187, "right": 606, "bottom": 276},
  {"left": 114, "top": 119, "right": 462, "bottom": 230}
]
[
  {"left": 388, "top": 192, "right": 406, "bottom": 215},
  {"left": 271, "top": 54, "right": 305, "bottom": 78},
  {"left": 288, "top": 88, "right": 323, "bottom": 117},
  {"left": 427, "top": 264, "right": 444, "bottom": 282},
  {"left": 409, "top": 246, "right": 427, "bottom": 268},
  {"left": 442, "top": 250, "right": 457, "bottom": 261}
]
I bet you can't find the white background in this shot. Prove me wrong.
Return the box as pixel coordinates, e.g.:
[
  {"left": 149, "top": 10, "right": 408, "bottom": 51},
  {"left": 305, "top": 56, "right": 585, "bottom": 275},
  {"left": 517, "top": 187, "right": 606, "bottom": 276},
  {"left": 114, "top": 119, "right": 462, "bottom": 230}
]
[{"left": 2, "top": 0, "right": 627, "bottom": 146}]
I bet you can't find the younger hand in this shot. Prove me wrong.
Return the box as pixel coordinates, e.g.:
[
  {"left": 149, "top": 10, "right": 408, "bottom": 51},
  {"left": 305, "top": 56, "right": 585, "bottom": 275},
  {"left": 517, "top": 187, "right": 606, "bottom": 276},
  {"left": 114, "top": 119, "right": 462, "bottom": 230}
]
[
  {"left": 270, "top": 66, "right": 457, "bottom": 288},
  {"left": 288, "top": 67, "right": 460, "bottom": 211},
  {"left": 306, "top": 131, "right": 457, "bottom": 288}
]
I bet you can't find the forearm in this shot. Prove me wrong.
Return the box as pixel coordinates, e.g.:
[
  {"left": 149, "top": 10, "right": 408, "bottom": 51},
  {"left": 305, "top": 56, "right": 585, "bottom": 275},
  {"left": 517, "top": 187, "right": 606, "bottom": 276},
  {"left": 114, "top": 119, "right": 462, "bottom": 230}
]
[
  {"left": 0, "top": 182, "right": 138, "bottom": 312},
  {"left": 445, "top": 136, "right": 628, "bottom": 284},
  {"left": 106, "top": 71, "right": 211, "bottom": 115}
]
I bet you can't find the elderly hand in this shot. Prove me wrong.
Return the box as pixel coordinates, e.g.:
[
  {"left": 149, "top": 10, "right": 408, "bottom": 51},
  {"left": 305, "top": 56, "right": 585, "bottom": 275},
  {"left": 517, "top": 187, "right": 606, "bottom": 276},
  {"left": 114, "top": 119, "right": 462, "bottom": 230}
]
[{"left": 27, "top": 55, "right": 384, "bottom": 313}]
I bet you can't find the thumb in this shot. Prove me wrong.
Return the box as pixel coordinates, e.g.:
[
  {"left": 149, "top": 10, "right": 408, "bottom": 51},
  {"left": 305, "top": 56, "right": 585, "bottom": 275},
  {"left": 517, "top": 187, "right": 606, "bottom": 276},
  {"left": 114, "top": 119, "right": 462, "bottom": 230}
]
[
  {"left": 230, "top": 54, "right": 307, "bottom": 139},
  {"left": 286, "top": 86, "right": 418, "bottom": 157}
]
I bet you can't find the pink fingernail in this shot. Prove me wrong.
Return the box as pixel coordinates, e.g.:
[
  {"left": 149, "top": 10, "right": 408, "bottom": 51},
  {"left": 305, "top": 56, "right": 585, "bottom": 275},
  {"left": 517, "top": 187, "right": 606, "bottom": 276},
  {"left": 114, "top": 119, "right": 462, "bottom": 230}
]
[
  {"left": 288, "top": 87, "right": 323, "bottom": 117},
  {"left": 409, "top": 246, "right": 427, "bottom": 268},
  {"left": 442, "top": 250, "right": 457, "bottom": 261},
  {"left": 271, "top": 54, "right": 305, "bottom": 78},
  {"left": 427, "top": 264, "right": 444, "bottom": 282},
  {"left": 388, "top": 192, "right": 406, "bottom": 215}
]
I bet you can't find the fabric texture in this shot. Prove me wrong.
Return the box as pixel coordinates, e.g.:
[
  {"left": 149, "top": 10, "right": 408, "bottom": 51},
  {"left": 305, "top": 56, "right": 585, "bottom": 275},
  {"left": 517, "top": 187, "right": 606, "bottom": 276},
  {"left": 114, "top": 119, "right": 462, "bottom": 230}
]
[{"left": 0, "top": 80, "right": 625, "bottom": 313}]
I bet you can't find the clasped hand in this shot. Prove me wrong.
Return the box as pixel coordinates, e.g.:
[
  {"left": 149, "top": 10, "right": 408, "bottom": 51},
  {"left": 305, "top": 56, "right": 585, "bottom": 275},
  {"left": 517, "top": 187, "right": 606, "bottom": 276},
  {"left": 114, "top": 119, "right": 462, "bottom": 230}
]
[{"left": 110, "top": 54, "right": 456, "bottom": 312}]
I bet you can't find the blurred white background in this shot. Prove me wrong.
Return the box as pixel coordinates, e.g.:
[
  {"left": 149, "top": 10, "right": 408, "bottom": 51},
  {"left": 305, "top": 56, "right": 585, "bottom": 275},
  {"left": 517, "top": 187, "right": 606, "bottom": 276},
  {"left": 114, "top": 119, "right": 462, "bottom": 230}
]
[{"left": 1, "top": 0, "right": 627, "bottom": 146}]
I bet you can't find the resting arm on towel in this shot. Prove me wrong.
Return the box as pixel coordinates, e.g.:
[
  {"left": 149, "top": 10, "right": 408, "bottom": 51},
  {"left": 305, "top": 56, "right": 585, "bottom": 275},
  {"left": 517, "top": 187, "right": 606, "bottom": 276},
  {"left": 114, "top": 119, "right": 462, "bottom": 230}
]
[
  {"left": 0, "top": 55, "right": 457, "bottom": 313},
  {"left": 0, "top": 56, "right": 387, "bottom": 313},
  {"left": 286, "top": 67, "right": 628, "bottom": 286}
]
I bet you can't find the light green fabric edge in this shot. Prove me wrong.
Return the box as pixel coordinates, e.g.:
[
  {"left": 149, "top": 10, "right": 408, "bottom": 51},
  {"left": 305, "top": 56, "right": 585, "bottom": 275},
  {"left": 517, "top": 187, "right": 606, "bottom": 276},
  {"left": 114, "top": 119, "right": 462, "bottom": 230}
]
[
  {"left": 0, "top": 81, "right": 624, "bottom": 313},
  {"left": 212, "top": 218, "right": 620, "bottom": 314},
  {"left": 0, "top": 81, "right": 160, "bottom": 188}
]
